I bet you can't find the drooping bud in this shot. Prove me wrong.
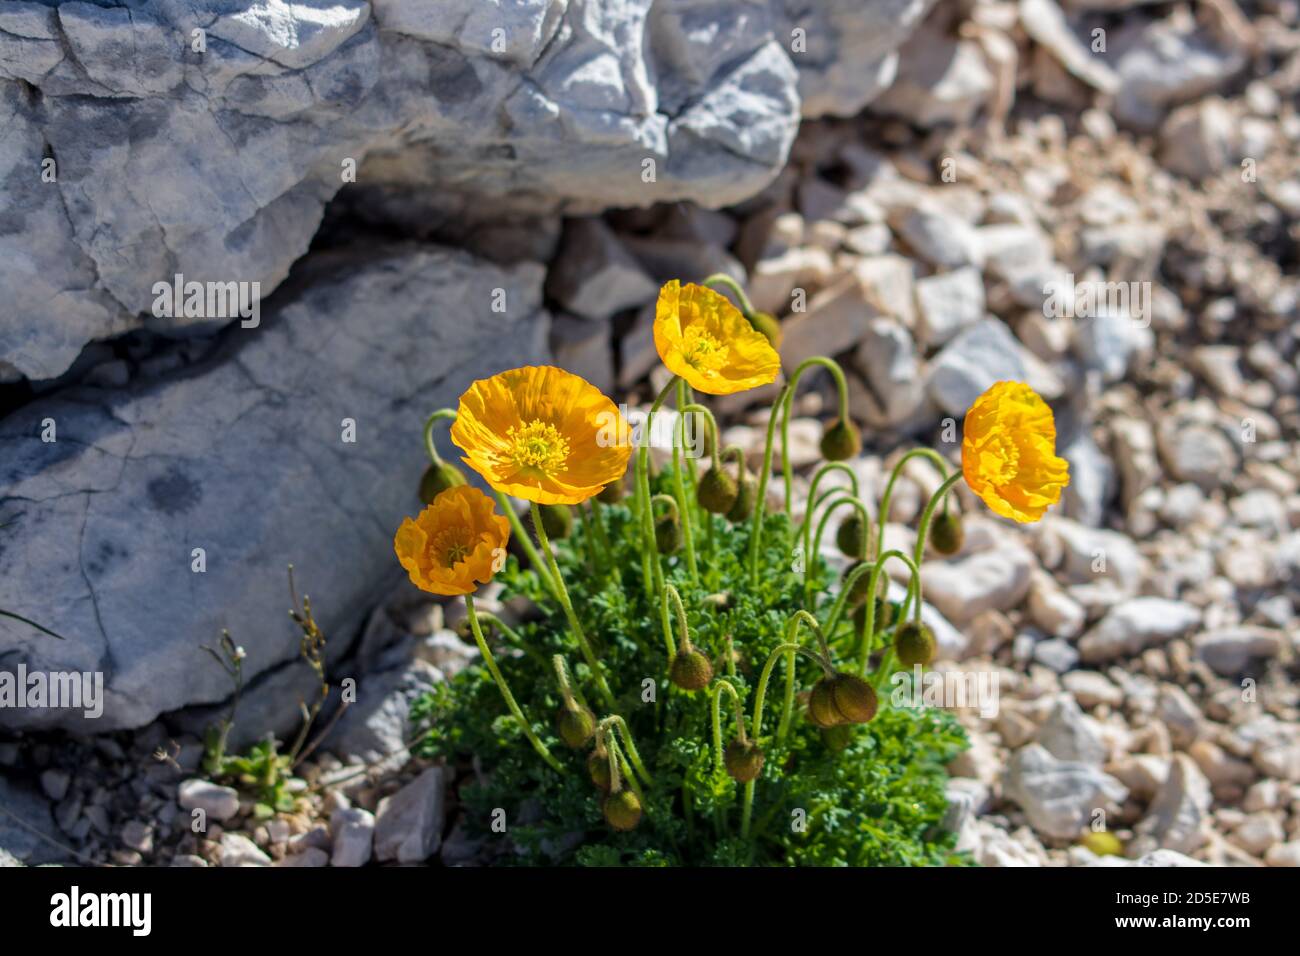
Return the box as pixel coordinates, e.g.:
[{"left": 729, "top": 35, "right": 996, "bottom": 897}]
[
  {"left": 723, "top": 739, "right": 765, "bottom": 783},
  {"left": 539, "top": 503, "right": 573, "bottom": 540},
  {"left": 808, "top": 672, "right": 878, "bottom": 727},
  {"left": 929, "top": 511, "right": 964, "bottom": 555},
  {"left": 836, "top": 511, "right": 868, "bottom": 558},
  {"left": 655, "top": 511, "right": 682, "bottom": 554},
  {"left": 597, "top": 479, "right": 625, "bottom": 504},
  {"left": 697, "top": 466, "right": 739, "bottom": 515},
  {"left": 602, "top": 789, "right": 643, "bottom": 831},
  {"left": 556, "top": 702, "right": 596, "bottom": 748},
  {"left": 418, "top": 461, "right": 466, "bottom": 505},
  {"left": 669, "top": 647, "right": 713, "bottom": 691},
  {"left": 819, "top": 418, "right": 861, "bottom": 462},
  {"left": 726, "top": 475, "right": 758, "bottom": 522},
  {"left": 853, "top": 598, "right": 895, "bottom": 636},
  {"left": 587, "top": 750, "right": 612, "bottom": 792},
  {"left": 893, "top": 621, "right": 937, "bottom": 667}
]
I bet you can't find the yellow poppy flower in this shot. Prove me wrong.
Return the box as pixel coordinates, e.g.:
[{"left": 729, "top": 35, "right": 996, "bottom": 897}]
[
  {"left": 451, "top": 365, "right": 631, "bottom": 505},
  {"left": 394, "top": 485, "right": 510, "bottom": 596},
  {"left": 962, "top": 381, "right": 1070, "bottom": 523},
  {"left": 653, "top": 280, "right": 781, "bottom": 395}
]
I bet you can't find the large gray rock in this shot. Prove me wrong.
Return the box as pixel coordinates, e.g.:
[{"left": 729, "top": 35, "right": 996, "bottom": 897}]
[
  {"left": 0, "top": 0, "right": 939, "bottom": 383},
  {"left": 0, "top": 245, "right": 550, "bottom": 732}
]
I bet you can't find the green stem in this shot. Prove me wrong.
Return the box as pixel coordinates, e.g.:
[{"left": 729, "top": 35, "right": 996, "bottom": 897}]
[
  {"left": 671, "top": 382, "right": 700, "bottom": 585},
  {"left": 701, "top": 272, "right": 756, "bottom": 318},
  {"left": 494, "top": 490, "right": 559, "bottom": 601},
  {"left": 660, "top": 581, "right": 690, "bottom": 663},
  {"left": 875, "top": 448, "right": 951, "bottom": 559},
  {"left": 637, "top": 378, "right": 678, "bottom": 602},
  {"left": 710, "top": 680, "right": 745, "bottom": 770},
  {"left": 529, "top": 502, "right": 616, "bottom": 710},
  {"left": 465, "top": 596, "right": 563, "bottom": 773},
  {"left": 746, "top": 382, "right": 792, "bottom": 585},
  {"left": 598, "top": 716, "right": 653, "bottom": 787},
  {"left": 780, "top": 357, "right": 852, "bottom": 512},
  {"left": 808, "top": 495, "right": 873, "bottom": 607},
  {"left": 852, "top": 549, "right": 922, "bottom": 676},
  {"left": 795, "top": 462, "right": 860, "bottom": 540},
  {"left": 588, "top": 499, "right": 621, "bottom": 585},
  {"left": 421, "top": 408, "right": 458, "bottom": 467}
]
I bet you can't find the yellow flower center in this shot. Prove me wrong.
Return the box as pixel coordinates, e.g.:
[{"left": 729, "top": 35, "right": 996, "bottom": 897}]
[
  {"left": 432, "top": 528, "right": 473, "bottom": 568},
  {"left": 983, "top": 433, "right": 1021, "bottom": 485},
  {"left": 680, "top": 325, "right": 729, "bottom": 373},
  {"left": 507, "top": 419, "right": 570, "bottom": 476}
]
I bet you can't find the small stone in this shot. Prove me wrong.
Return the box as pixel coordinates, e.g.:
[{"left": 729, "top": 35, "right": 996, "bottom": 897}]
[
  {"left": 1062, "top": 671, "right": 1122, "bottom": 709},
  {"left": 330, "top": 806, "right": 375, "bottom": 868},
  {"left": 1229, "top": 813, "right": 1284, "bottom": 857},
  {"left": 1194, "top": 627, "right": 1284, "bottom": 676},
  {"left": 1264, "top": 842, "right": 1300, "bottom": 867},
  {"left": 120, "top": 821, "right": 154, "bottom": 855},
  {"left": 1003, "top": 744, "right": 1128, "bottom": 842},
  {"left": 1077, "top": 598, "right": 1200, "bottom": 663},
  {"left": 922, "top": 542, "right": 1035, "bottom": 627},
  {"left": 1037, "top": 696, "right": 1107, "bottom": 765},
  {"left": 374, "top": 767, "right": 446, "bottom": 864},
  {"left": 178, "top": 779, "right": 240, "bottom": 823},
  {"left": 1131, "top": 755, "right": 1212, "bottom": 856},
  {"left": 170, "top": 854, "right": 208, "bottom": 867},
  {"left": 39, "top": 769, "right": 70, "bottom": 802},
  {"left": 276, "top": 847, "right": 330, "bottom": 868},
  {"left": 913, "top": 267, "right": 985, "bottom": 348},
  {"left": 926, "top": 319, "right": 1062, "bottom": 417},
  {"left": 219, "top": 832, "right": 272, "bottom": 867}
]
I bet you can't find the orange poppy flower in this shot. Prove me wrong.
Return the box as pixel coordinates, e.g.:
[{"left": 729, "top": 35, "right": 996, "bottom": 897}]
[
  {"left": 394, "top": 485, "right": 509, "bottom": 596},
  {"left": 962, "top": 381, "right": 1070, "bottom": 523},
  {"left": 653, "top": 280, "right": 781, "bottom": 395},
  {"left": 451, "top": 365, "right": 631, "bottom": 505}
]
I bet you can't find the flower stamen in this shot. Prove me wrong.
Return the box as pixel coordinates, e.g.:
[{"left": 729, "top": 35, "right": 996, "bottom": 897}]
[{"left": 508, "top": 419, "right": 571, "bottom": 476}]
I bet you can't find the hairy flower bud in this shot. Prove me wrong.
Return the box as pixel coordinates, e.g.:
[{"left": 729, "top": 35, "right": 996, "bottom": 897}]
[
  {"left": 655, "top": 512, "right": 682, "bottom": 554},
  {"left": 819, "top": 418, "right": 861, "bottom": 462},
  {"left": 836, "top": 512, "right": 868, "bottom": 558},
  {"left": 723, "top": 739, "right": 765, "bottom": 783},
  {"left": 726, "top": 475, "right": 758, "bottom": 523},
  {"left": 669, "top": 647, "right": 714, "bottom": 691},
  {"left": 929, "top": 511, "right": 964, "bottom": 555},
  {"left": 556, "top": 702, "right": 596, "bottom": 748},
  {"left": 602, "top": 789, "right": 643, "bottom": 831},
  {"left": 809, "top": 672, "right": 878, "bottom": 727},
  {"left": 587, "top": 750, "right": 612, "bottom": 792},
  {"left": 539, "top": 503, "right": 573, "bottom": 540},
  {"left": 893, "top": 621, "right": 937, "bottom": 667},
  {"left": 697, "top": 466, "right": 739, "bottom": 514}
]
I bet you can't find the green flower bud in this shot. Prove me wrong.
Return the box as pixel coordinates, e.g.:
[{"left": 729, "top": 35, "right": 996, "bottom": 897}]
[
  {"left": 669, "top": 647, "right": 714, "bottom": 691},
  {"left": 842, "top": 561, "right": 874, "bottom": 606},
  {"left": 809, "top": 672, "right": 878, "bottom": 727},
  {"left": 539, "top": 503, "right": 573, "bottom": 540},
  {"left": 587, "top": 750, "right": 612, "bottom": 792},
  {"left": 831, "top": 673, "right": 878, "bottom": 723},
  {"left": 929, "top": 511, "right": 964, "bottom": 555},
  {"left": 893, "top": 621, "right": 937, "bottom": 667},
  {"left": 836, "top": 512, "right": 868, "bottom": 558},
  {"left": 655, "top": 512, "right": 682, "bottom": 554},
  {"left": 417, "top": 461, "right": 467, "bottom": 505},
  {"left": 597, "top": 480, "right": 625, "bottom": 504},
  {"left": 697, "top": 466, "right": 739, "bottom": 514},
  {"left": 556, "top": 703, "right": 596, "bottom": 748},
  {"left": 748, "top": 311, "right": 783, "bottom": 348},
  {"left": 807, "top": 679, "right": 844, "bottom": 729},
  {"left": 821, "top": 724, "right": 854, "bottom": 752},
  {"left": 602, "top": 789, "right": 642, "bottom": 831},
  {"left": 726, "top": 475, "right": 757, "bottom": 523},
  {"left": 723, "top": 739, "right": 765, "bottom": 783},
  {"left": 819, "top": 418, "right": 861, "bottom": 462}
]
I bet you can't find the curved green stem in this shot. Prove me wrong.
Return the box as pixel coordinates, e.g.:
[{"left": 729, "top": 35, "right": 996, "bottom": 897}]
[
  {"left": 598, "top": 715, "right": 653, "bottom": 787},
  {"left": 852, "top": 549, "right": 922, "bottom": 676},
  {"left": 747, "top": 382, "right": 792, "bottom": 585},
  {"left": 421, "top": 408, "right": 458, "bottom": 467},
  {"left": 876, "top": 448, "right": 951, "bottom": 559},
  {"left": 702, "top": 272, "right": 756, "bottom": 318},
  {"left": 494, "top": 490, "right": 559, "bottom": 601},
  {"left": 808, "top": 495, "right": 873, "bottom": 607},
  {"left": 530, "top": 502, "right": 616, "bottom": 710},
  {"left": 795, "top": 462, "right": 861, "bottom": 540},
  {"left": 780, "top": 357, "right": 851, "bottom": 511},
  {"left": 710, "top": 680, "right": 745, "bottom": 770},
  {"left": 661, "top": 582, "right": 691, "bottom": 663},
  {"left": 465, "top": 596, "right": 563, "bottom": 772}
]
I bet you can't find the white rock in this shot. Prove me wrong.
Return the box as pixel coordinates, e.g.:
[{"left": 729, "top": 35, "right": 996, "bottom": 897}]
[
  {"left": 1194, "top": 627, "right": 1284, "bottom": 676},
  {"left": 1160, "top": 97, "right": 1239, "bottom": 181},
  {"left": 926, "top": 319, "right": 1063, "bottom": 417},
  {"left": 374, "top": 767, "right": 446, "bottom": 863},
  {"left": 888, "top": 200, "right": 985, "bottom": 270},
  {"left": 1003, "top": 744, "right": 1128, "bottom": 842},
  {"left": 219, "top": 832, "right": 271, "bottom": 868},
  {"left": 913, "top": 267, "right": 985, "bottom": 348},
  {"left": 1229, "top": 813, "right": 1284, "bottom": 857},
  {"left": 1062, "top": 671, "right": 1122, "bottom": 709},
  {"left": 1078, "top": 597, "right": 1200, "bottom": 663},
  {"left": 921, "top": 542, "right": 1036, "bottom": 627},
  {"left": 276, "top": 847, "right": 330, "bottom": 868},
  {"left": 178, "top": 779, "right": 240, "bottom": 823},
  {"left": 546, "top": 220, "right": 658, "bottom": 321},
  {"left": 873, "top": 30, "right": 994, "bottom": 128},
  {"left": 1265, "top": 842, "right": 1300, "bottom": 867},
  {"left": 1131, "top": 754, "right": 1212, "bottom": 856},
  {"left": 849, "top": 319, "right": 927, "bottom": 428},
  {"left": 1020, "top": 0, "right": 1119, "bottom": 94},
  {"left": 1027, "top": 571, "right": 1085, "bottom": 639},
  {"left": 779, "top": 271, "right": 884, "bottom": 369},
  {"left": 330, "top": 806, "right": 375, "bottom": 868},
  {"left": 1037, "top": 696, "right": 1108, "bottom": 765}
]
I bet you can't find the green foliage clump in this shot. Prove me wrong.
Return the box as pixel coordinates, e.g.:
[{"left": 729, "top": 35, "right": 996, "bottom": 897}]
[{"left": 412, "top": 469, "right": 968, "bottom": 867}]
